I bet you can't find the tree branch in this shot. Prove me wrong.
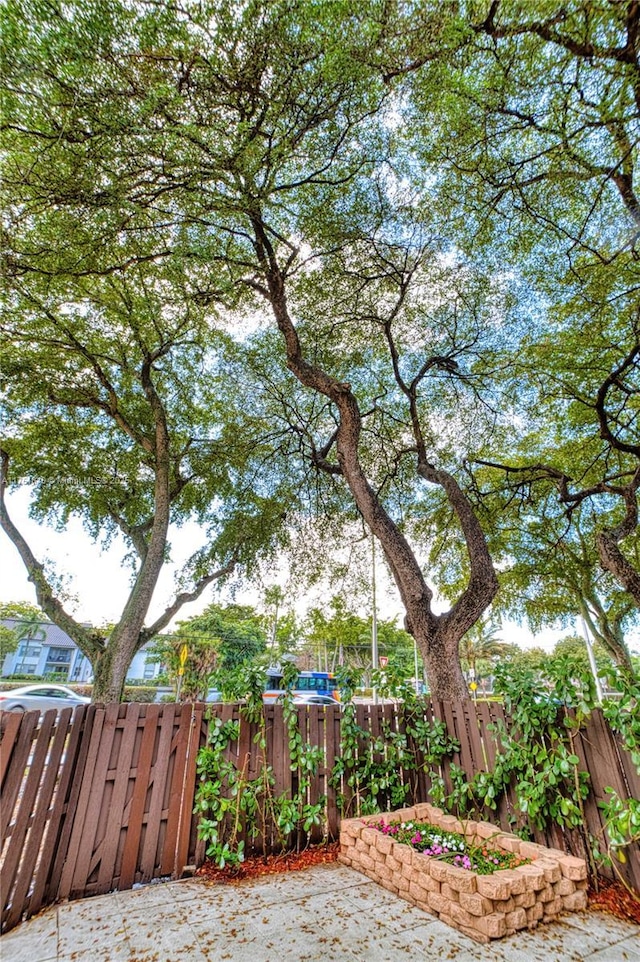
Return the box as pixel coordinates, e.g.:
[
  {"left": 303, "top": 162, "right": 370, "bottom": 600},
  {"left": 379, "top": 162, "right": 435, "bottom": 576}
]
[
  {"left": 0, "top": 449, "right": 104, "bottom": 660},
  {"left": 142, "top": 554, "right": 238, "bottom": 640}
]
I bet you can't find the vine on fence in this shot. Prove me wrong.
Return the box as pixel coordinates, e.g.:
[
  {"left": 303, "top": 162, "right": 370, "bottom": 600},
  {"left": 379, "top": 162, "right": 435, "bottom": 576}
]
[
  {"left": 195, "top": 663, "right": 326, "bottom": 867},
  {"left": 194, "top": 658, "right": 639, "bottom": 890},
  {"left": 440, "top": 660, "right": 640, "bottom": 889},
  {"left": 594, "top": 668, "right": 640, "bottom": 885},
  {"left": 441, "top": 660, "right": 592, "bottom": 834},
  {"left": 331, "top": 667, "right": 460, "bottom": 817}
]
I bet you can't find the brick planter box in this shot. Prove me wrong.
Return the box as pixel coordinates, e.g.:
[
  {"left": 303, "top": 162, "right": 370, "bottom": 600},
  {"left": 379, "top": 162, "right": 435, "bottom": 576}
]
[{"left": 339, "top": 803, "right": 588, "bottom": 944}]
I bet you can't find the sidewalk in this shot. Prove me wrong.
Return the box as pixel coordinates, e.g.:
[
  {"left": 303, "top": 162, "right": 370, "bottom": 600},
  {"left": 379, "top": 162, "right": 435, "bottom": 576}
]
[{"left": 1, "top": 862, "right": 638, "bottom": 962}]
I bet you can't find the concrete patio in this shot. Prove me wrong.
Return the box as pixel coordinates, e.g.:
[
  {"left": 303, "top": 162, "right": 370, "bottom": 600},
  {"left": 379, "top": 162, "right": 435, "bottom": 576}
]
[{"left": 1, "top": 862, "right": 638, "bottom": 962}]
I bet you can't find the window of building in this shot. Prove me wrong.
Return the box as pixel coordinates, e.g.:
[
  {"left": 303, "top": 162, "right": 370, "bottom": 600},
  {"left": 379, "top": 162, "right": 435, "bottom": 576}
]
[{"left": 19, "top": 642, "right": 42, "bottom": 658}]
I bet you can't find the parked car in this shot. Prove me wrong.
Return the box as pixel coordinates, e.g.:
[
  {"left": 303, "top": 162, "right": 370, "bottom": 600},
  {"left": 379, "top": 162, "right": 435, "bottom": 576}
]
[
  {"left": 0, "top": 684, "right": 91, "bottom": 713},
  {"left": 275, "top": 693, "right": 340, "bottom": 707}
]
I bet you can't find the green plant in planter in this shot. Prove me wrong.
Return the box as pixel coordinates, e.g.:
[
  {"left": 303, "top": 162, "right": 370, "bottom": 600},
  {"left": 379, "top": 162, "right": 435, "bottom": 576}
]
[{"left": 370, "top": 819, "right": 531, "bottom": 874}]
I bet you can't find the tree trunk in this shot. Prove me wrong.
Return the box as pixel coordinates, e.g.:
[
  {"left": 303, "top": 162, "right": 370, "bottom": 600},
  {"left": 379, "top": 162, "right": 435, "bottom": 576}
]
[
  {"left": 579, "top": 598, "right": 636, "bottom": 679},
  {"left": 421, "top": 628, "right": 469, "bottom": 701},
  {"left": 251, "top": 215, "right": 498, "bottom": 700},
  {"left": 597, "top": 530, "right": 640, "bottom": 609},
  {"left": 91, "top": 639, "right": 133, "bottom": 704}
]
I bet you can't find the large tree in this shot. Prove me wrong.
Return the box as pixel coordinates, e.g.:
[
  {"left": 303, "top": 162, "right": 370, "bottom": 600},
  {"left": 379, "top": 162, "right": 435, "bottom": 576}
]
[
  {"left": 396, "top": 1, "right": 640, "bottom": 612},
  {"left": 1, "top": 0, "right": 505, "bottom": 699},
  {"left": 1, "top": 244, "right": 295, "bottom": 701}
]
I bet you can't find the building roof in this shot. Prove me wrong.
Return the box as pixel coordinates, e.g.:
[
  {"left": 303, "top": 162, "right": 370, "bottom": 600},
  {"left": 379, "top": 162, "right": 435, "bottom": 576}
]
[
  {"left": 1, "top": 618, "right": 79, "bottom": 649},
  {"left": 2, "top": 619, "right": 157, "bottom": 652}
]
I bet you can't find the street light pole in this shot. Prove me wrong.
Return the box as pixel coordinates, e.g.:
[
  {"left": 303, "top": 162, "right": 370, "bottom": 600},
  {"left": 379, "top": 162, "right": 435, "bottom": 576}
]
[
  {"left": 580, "top": 617, "right": 604, "bottom": 704},
  {"left": 372, "top": 535, "right": 378, "bottom": 705}
]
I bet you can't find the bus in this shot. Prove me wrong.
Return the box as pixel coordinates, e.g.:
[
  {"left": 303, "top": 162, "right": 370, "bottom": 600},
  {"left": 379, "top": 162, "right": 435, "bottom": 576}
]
[{"left": 262, "top": 668, "right": 340, "bottom": 703}]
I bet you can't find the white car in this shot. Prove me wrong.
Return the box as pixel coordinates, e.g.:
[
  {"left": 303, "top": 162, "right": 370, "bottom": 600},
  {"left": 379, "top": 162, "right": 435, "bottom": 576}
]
[
  {"left": 274, "top": 693, "right": 340, "bottom": 707},
  {"left": 0, "top": 684, "right": 91, "bottom": 713}
]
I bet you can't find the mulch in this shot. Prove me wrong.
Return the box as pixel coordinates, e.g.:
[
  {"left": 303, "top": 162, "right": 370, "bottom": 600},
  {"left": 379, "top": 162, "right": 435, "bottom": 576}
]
[
  {"left": 196, "top": 843, "right": 640, "bottom": 926},
  {"left": 196, "top": 841, "right": 340, "bottom": 885},
  {"left": 588, "top": 876, "right": 640, "bottom": 925}
]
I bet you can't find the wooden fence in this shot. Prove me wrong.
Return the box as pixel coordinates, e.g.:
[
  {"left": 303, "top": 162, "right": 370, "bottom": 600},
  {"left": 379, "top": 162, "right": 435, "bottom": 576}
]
[
  {"left": 1, "top": 702, "right": 206, "bottom": 933},
  {"left": 1, "top": 699, "right": 638, "bottom": 935}
]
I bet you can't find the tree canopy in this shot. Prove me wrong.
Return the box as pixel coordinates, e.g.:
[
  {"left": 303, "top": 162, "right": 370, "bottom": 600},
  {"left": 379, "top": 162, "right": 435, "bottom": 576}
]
[
  {"left": 149, "top": 602, "right": 267, "bottom": 700},
  {"left": 2, "top": 0, "right": 639, "bottom": 698}
]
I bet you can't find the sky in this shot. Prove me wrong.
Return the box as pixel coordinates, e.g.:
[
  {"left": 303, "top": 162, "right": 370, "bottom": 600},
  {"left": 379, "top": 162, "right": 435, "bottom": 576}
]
[{"left": 0, "top": 485, "right": 566, "bottom": 650}]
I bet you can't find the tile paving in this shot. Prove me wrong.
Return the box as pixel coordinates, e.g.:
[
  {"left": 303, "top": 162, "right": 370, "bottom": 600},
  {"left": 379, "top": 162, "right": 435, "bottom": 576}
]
[{"left": 1, "top": 863, "right": 638, "bottom": 961}]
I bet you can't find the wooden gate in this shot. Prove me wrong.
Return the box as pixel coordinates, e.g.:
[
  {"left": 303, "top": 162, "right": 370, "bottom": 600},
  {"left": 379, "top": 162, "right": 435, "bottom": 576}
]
[{"left": 1, "top": 702, "right": 205, "bottom": 933}]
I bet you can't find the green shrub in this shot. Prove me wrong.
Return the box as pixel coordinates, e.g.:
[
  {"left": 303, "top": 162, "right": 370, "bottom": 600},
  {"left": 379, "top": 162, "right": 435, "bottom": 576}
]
[{"left": 122, "top": 686, "right": 157, "bottom": 703}]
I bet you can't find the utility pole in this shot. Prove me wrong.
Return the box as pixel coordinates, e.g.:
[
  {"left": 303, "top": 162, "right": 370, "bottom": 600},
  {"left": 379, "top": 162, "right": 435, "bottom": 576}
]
[
  {"left": 580, "top": 617, "right": 604, "bottom": 704},
  {"left": 270, "top": 595, "right": 279, "bottom": 664},
  {"left": 372, "top": 535, "right": 378, "bottom": 705}
]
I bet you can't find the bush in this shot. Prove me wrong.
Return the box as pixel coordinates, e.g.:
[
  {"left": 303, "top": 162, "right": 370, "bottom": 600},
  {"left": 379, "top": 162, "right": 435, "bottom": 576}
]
[{"left": 122, "top": 686, "right": 157, "bottom": 703}]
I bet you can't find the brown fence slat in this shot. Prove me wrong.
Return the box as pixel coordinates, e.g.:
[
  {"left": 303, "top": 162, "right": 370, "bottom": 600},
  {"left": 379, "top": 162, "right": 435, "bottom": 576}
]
[
  {"left": 57, "top": 706, "right": 108, "bottom": 899},
  {"left": 463, "top": 701, "right": 487, "bottom": 778},
  {"left": 1, "top": 710, "right": 58, "bottom": 929},
  {"left": 0, "top": 712, "right": 24, "bottom": 786},
  {"left": 175, "top": 705, "right": 206, "bottom": 876},
  {"left": 306, "top": 705, "right": 324, "bottom": 844},
  {"left": 119, "top": 704, "right": 162, "bottom": 889},
  {"left": 474, "top": 701, "right": 499, "bottom": 770},
  {"left": 2, "top": 710, "right": 59, "bottom": 904},
  {"left": 326, "top": 705, "right": 341, "bottom": 838},
  {"left": 96, "top": 703, "right": 142, "bottom": 894},
  {"left": 20, "top": 708, "right": 76, "bottom": 920},
  {"left": 41, "top": 705, "right": 97, "bottom": 904},
  {"left": 0, "top": 710, "right": 40, "bottom": 845},
  {"left": 160, "top": 705, "right": 194, "bottom": 876},
  {"left": 139, "top": 704, "right": 177, "bottom": 880},
  {"left": 71, "top": 702, "right": 123, "bottom": 897}
]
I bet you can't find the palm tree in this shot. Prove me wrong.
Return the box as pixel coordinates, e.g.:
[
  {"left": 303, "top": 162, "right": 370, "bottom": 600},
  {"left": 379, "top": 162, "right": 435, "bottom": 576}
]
[
  {"left": 459, "top": 620, "right": 513, "bottom": 686},
  {"left": 14, "top": 614, "right": 47, "bottom": 673}
]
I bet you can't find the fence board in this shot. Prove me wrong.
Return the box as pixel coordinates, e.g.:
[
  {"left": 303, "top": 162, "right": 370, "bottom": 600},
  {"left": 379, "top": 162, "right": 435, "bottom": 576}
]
[
  {"left": 175, "top": 705, "right": 206, "bottom": 876},
  {"left": 42, "top": 705, "right": 97, "bottom": 902},
  {"left": 21, "top": 708, "right": 76, "bottom": 919},
  {"left": 71, "top": 703, "right": 122, "bottom": 898},
  {"left": 0, "top": 712, "right": 24, "bottom": 786},
  {"left": 306, "top": 705, "right": 324, "bottom": 844},
  {"left": 450, "top": 701, "right": 475, "bottom": 782},
  {"left": 463, "top": 701, "right": 487, "bottom": 778},
  {"left": 161, "top": 705, "right": 196, "bottom": 876},
  {"left": 96, "top": 703, "right": 141, "bottom": 893},
  {"left": 139, "top": 704, "right": 176, "bottom": 880},
  {"left": 326, "top": 705, "right": 341, "bottom": 838},
  {"left": 119, "top": 704, "right": 162, "bottom": 889},
  {"left": 272, "top": 702, "right": 290, "bottom": 802},
  {"left": 56, "top": 706, "right": 107, "bottom": 899},
  {"left": 1, "top": 709, "right": 58, "bottom": 930},
  {"left": 0, "top": 710, "right": 39, "bottom": 845}
]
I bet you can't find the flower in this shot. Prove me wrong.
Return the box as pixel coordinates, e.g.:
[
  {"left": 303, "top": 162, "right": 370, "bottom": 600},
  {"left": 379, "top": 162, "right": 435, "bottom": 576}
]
[{"left": 371, "top": 819, "right": 531, "bottom": 876}]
